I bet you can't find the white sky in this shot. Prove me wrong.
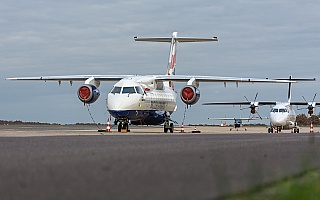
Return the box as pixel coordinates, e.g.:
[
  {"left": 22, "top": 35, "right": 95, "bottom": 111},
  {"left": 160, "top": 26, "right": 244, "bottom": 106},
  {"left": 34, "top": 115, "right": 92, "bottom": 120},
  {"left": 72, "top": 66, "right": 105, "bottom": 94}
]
[{"left": 1, "top": 0, "right": 320, "bottom": 125}]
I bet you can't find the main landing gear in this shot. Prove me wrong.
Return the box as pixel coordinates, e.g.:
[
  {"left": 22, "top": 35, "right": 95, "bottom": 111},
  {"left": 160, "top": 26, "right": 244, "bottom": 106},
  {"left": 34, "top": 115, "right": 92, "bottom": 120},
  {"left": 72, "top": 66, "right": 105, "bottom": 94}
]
[
  {"left": 268, "top": 126, "right": 282, "bottom": 133},
  {"left": 163, "top": 112, "right": 174, "bottom": 133},
  {"left": 292, "top": 127, "right": 300, "bottom": 133},
  {"left": 164, "top": 121, "right": 174, "bottom": 133},
  {"left": 267, "top": 126, "right": 300, "bottom": 133}
]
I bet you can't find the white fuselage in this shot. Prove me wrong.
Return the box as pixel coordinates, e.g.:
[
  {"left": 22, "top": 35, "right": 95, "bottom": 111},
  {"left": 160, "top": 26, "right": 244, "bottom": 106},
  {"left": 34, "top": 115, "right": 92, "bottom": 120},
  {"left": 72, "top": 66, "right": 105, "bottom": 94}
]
[
  {"left": 107, "top": 76, "right": 177, "bottom": 124},
  {"left": 269, "top": 102, "right": 296, "bottom": 128}
]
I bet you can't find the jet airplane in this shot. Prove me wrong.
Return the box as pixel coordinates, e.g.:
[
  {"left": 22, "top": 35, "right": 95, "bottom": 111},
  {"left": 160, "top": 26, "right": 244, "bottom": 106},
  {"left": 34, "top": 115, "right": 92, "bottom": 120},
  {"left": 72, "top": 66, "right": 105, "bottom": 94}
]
[
  {"left": 7, "top": 32, "right": 297, "bottom": 133},
  {"left": 203, "top": 77, "right": 317, "bottom": 133}
]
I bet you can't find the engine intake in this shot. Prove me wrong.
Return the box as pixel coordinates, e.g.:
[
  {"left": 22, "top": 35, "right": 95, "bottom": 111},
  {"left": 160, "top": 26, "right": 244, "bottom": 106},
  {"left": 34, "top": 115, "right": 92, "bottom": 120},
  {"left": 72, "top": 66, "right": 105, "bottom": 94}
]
[
  {"left": 77, "top": 84, "right": 100, "bottom": 104},
  {"left": 180, "top": 85, "right": 200, "bottom": 105}
]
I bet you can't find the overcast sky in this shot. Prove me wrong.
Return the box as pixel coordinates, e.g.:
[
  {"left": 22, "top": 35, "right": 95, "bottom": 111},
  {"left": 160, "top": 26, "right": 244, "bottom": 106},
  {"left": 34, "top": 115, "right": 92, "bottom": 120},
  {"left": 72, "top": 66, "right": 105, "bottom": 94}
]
[{"left": 1, "top": 0, "right": 320, "bottom": 125}]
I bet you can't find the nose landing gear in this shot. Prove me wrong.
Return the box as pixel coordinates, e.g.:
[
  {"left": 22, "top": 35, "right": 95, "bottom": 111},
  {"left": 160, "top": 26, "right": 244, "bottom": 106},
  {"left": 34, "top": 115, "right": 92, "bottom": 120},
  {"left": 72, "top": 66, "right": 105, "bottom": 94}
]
[{"left": 117, "top": 121, "right": 130, "bottom": 132}]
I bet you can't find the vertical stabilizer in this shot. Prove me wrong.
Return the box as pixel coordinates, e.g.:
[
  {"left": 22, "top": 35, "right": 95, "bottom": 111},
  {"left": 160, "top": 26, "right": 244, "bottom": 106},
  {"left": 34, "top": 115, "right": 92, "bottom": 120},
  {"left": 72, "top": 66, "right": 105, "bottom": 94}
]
[
  {"left": 288, "top": 76, "right": 292, "bottom": 103},
  {"left": 134, "top": 32, "right": 218, "bottom": 90},
  {"left": 167, "top": 32, "right": 178, "bottom": 76}
]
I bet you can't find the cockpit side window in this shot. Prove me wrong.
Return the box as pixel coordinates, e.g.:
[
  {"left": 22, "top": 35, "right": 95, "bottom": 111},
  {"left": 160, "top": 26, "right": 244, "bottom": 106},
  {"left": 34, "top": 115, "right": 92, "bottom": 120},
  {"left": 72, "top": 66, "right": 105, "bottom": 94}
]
[
  {"left": 122, "top": 87, "right": 136, "bottom": 94},
  {"left": 271, "top": 108, "right": 279, "bottom": 112},
  {"left": 111, "top": 86, "right": 121, "bottom": 94},
  {"left": 135, "top": 86, "right": 144, "bottom": 94}
]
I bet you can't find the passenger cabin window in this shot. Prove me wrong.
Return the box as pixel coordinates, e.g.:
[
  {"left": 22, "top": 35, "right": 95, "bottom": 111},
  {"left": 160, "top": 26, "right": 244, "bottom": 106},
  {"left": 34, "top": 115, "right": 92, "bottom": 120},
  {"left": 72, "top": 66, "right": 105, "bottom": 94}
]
[
  {"left": 111, "top": 86, "right": 121, "bottom": 94},
  {"left": 122, "top": 87, "right": 136, "bottom": 94}
]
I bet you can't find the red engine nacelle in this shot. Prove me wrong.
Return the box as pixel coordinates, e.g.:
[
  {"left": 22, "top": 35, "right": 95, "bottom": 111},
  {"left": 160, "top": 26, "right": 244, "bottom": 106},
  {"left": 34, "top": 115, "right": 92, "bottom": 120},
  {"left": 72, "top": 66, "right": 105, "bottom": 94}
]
[
  {"left": 180, "top": 85, "right": 200, "bottom": 105},
  {"left": 77, "top": 84, "right": 100, "bottom": 104}
]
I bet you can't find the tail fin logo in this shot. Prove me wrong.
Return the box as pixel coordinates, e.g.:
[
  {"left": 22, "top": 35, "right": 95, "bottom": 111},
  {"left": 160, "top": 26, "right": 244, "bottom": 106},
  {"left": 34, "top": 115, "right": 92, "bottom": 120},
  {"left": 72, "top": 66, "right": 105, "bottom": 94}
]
[{"left": 168, "top": 54, "right": 176, "bottom": 76}]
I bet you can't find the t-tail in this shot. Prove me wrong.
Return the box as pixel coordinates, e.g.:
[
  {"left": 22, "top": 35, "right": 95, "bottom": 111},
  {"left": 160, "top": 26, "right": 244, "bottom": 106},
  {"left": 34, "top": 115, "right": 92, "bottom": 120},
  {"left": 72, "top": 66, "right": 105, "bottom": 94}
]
[
  {"left": 134, "top": 31, "right": 218, "bottom": 89},
  {"left": 274, "top": 75, "right": 316, "bottom": 103}
]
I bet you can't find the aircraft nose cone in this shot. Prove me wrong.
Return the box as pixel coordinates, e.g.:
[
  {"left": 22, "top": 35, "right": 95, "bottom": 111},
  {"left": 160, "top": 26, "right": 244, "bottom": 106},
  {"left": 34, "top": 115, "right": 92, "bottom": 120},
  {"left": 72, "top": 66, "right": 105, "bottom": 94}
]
[
  {"left": 270, "top": 114, "right": 287, "bottom": 126},
  {"left": 107, "top": 94, "right": 124, "bottom": 110},
  {"left": 107, "top": 93, "right": 142, "bottom": 111}
]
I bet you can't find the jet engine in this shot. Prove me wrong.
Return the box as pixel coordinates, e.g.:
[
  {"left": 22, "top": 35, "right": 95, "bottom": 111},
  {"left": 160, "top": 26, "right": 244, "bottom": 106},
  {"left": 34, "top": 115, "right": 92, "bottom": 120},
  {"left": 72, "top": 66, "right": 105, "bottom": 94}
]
[
  {"left": 180, "top": 85, "right": 200, "bottom": 105},
  {"left": 77, "top": 84, "right": 100, "bottom": 104}
]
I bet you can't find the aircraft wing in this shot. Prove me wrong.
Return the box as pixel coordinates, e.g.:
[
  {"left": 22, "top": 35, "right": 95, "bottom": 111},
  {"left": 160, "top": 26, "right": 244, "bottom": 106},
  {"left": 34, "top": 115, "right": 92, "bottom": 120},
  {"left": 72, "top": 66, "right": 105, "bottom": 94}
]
[
  {"left": 290, "top": 102, "right": 320, "bottom": 106},
  {"left": 6, "top": 75, "right": 133, "bottom": 82},
  {"left": 203, "top": 101, "right": 277, "bottom": 106},
  {"left": 8, "top": 75, "right": 313, "bottom": 85},
  {"left": 208, "top": 117, "right": 265, "bottom": 121},
  {"left": 7, "top": 75, "right": 297, "bottom": 84},
  {"left": 154, "top": 75, "right": 296, "bottom": 83}
]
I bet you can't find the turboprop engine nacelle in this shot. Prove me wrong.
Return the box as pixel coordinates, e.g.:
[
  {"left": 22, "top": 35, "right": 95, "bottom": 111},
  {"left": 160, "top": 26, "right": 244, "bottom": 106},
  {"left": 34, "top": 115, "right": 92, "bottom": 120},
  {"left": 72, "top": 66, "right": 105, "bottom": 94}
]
[
  {"left": 180, "top": 85, "right": 200, "bottom": 105},
  {"left": 77, "top": 84, "right": 100, "bottom": 104}
]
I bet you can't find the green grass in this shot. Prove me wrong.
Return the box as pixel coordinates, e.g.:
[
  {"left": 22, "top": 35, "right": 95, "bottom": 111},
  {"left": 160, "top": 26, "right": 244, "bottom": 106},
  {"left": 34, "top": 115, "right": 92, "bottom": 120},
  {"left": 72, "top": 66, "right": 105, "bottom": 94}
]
[{"left": 226, "top": 169, "right": 320, "bottom": 200}]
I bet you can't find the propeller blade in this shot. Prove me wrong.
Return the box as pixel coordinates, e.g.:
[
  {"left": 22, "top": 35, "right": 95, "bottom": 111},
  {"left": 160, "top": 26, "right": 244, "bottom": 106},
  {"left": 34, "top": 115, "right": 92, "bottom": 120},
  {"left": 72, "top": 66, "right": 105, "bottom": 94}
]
[
  {"left": 312, "top": 93, "right": 317, "bottom": 102},
  {"left": 254, "top": 92, "right": 258, "bottom": 102},
  {"left": 244, "top": 95, "right": 249, "bottom": 102},
  {"left": 302, "top": 95, "right": 307, "bottom": 102}
]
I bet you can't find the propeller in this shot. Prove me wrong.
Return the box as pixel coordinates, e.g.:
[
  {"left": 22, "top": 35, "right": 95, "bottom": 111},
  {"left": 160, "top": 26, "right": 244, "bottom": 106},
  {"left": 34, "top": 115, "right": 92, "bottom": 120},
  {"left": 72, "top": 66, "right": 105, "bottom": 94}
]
[
  {"left": 240, "top": 92, "right": 262, "bottom": 119},
  {"left": 298, "top": 93, "right": 317, "bottom": 116}
]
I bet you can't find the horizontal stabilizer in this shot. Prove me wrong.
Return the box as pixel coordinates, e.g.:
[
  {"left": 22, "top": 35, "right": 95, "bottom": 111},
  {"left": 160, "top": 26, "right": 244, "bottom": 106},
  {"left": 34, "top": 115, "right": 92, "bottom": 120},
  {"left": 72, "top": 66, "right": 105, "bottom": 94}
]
[{"left": 134, "top": 37, "right": 218, "bottom": 43}]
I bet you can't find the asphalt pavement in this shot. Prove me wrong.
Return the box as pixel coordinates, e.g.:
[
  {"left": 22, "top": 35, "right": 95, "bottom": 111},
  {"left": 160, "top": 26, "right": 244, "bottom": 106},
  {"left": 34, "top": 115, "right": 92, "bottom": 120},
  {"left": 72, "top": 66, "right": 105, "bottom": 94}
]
[{"left": 1, "top": 129, "right": 320, "bottom": 200}]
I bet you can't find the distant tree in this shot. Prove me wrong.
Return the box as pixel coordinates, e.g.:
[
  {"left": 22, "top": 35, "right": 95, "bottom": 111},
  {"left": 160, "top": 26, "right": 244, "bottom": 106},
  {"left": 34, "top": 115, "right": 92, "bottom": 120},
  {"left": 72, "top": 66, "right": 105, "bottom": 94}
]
[
  {"left": 296, "top": 114, "right": 308, "bottom": 126},
  {"left": 310, "top": 115, "right": 319, "bottom": 126}
]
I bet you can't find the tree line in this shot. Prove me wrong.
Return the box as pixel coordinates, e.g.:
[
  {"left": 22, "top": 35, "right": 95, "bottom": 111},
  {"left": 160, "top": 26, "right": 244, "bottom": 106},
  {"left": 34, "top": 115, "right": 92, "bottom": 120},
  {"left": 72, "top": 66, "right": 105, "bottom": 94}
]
[{"left": 296, "top": 113, "right": 320, "bottom": 126}]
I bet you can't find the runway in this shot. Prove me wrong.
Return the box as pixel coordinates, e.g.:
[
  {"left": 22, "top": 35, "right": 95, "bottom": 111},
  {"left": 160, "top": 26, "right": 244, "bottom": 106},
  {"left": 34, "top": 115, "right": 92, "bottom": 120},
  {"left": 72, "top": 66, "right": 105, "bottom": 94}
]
[{"left": 1, "top": 125, "right": 320, "bottom": 200}]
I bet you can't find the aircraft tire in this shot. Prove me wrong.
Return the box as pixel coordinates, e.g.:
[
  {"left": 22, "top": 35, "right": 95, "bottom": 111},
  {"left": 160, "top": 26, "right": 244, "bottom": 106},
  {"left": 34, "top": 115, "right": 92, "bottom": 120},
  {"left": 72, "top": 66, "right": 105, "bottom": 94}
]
[
  {"left": 170, "top": 123, "right": 174, "bottom": 133},
  {"left": 118, "top": 124, "right": 122, "bottom": 132}
]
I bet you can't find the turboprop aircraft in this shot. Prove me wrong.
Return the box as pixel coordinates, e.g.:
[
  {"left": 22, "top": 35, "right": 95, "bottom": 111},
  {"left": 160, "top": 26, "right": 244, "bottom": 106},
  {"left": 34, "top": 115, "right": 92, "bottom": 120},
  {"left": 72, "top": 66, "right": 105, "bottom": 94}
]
[
  {"left": 208, "top": 117, "right": 266, "bottom": 131},
  {"left": 7, "top": 32, "right": 297, "bottom": 133},
  {"left": 203, "top": 77, "right": 317, "bottom": 133}
]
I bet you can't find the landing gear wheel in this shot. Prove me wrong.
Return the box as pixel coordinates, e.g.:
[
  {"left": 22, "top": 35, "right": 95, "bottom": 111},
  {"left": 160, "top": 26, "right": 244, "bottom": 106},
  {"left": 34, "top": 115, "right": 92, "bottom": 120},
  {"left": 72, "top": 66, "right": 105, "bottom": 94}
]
[
  {"left": 164, "top": 127, "right": 168, "bottom": 133},
  {"left": 170, "top": 123, "right": 174, "bottom": 133},
  {"left": 118, "top": 122, "right": 129, "bottom": 132},
  {"left": 118, "top": 123, "right": 122, "bottom": 132},
  {"left": 277, "top": 127, "right": 281, "bottom": 133}
]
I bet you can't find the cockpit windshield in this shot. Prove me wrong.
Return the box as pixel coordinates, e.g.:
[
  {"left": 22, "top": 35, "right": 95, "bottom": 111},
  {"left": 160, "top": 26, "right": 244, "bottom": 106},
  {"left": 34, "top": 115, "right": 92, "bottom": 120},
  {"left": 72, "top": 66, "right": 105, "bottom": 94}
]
[
  {"left": 110, "top": 86, "right": 144, "bottom": 94},
  {"left": 271, "top": 108, "right": 288, "bottom": 113},
  {"left": 122, "top": 87, "right": 136, "bottom": 94}
]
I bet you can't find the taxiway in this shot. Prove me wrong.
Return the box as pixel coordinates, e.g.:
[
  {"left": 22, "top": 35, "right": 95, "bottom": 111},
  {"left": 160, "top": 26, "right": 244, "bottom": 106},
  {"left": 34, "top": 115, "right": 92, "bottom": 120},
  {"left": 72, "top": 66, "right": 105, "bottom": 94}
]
[{"left": 1, "top": 125, "right": 320, "bottom": 200}]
